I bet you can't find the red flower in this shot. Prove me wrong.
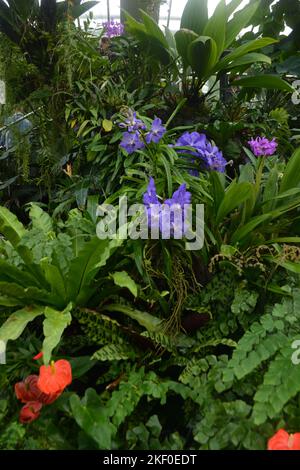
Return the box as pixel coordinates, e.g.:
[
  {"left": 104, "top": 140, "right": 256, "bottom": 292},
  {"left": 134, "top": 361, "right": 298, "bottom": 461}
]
[
  {"left": 15, "top": 374, "right": 61, "bottom": 405},
  {"left": 37, "top": 359, "right": 72, "bottom": 395},
  {"left": 19, "top": 401, "right": 42, "bottom": 424},
  {"left": 15, "top": 375, "right": 42, "bottom": 403},
  {"left": 33, "top": 351, "right": 43, "bottom": 360},
  {"left": 268, "top": 429, "right": 300, "bottom": 450}
]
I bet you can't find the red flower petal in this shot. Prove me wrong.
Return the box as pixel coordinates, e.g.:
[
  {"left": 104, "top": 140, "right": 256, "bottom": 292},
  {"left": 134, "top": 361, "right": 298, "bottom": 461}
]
[
  {"left": 268, "top": 429, "right": 300, "bottom": 450},
  {"left": 15, "top": 375, "right": 41, "bottom": 403},
  {"left": 37, "top": 359, "right": 72, "bottom": 395},
  {"left": 33, "top": 351, "right": 43, "bottom": 360},
  {"left": 19, "top": 401, "right": 42, "bottom": 424},
  {"left": 289, "top": 433, "right": 300, "bottom": 450},
  {"left": 15, "top": 374, "right": 61, "bottom": 405}
]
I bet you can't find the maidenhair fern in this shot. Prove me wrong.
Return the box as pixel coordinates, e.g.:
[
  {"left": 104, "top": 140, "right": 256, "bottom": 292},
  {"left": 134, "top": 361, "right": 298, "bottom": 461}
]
[{"left": 253, "top": 338, "right": 300, "bottom": 425}]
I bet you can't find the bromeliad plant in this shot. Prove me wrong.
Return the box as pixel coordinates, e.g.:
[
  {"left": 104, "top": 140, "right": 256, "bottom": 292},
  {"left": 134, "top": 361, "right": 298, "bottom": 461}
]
[{"left": 124, "top": 0, "right": 294, "bottom": 102}]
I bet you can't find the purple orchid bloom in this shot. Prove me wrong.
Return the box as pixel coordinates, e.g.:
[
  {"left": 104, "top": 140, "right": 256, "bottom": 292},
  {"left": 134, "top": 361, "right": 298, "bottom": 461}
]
[
  {"left": 174, "top": 131, "right": 207, "bottom": 157},
  {"left": 248, "top": 137, "right": 278, "bottom": 157},
  {"left": 198, "top": 142, "right": 227, "bottom": 173},
  {"left": 119, "top": 111, "right": 146, "bottom": 132},
  {"left": 163, "top": 184, "right": 192, "bottom": 237},
  {"left": 102, "top": 20, "right": 124, "bottom": 38},
  {"left": 120, "top": 131, "right": 145, "bottom": 154},
  {"left": 174, "top": 131, "right": 227, "bottom": 174},
  {"left": 143, "top": 177, "right": 160, "bottom": 206},
  {"left": 143, "top": 177, "right": 161, "bottom": 232},
  {"left": 143, "top": 179, "right": 191, "bottom": 238},
  {"left": 145, "top": 117, "right": 166, "bottom": 144}
]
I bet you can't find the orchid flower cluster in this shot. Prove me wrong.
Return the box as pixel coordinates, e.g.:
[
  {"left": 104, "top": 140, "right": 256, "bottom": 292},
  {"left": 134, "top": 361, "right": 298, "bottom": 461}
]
[
  {"left": 102, "top": 20, "right": 124, "bottom": 38},
  {"left": 248, "top": 136, "right": 278, "bottom": 157},
  {"left": 119, "top": 110, "right": 166, "bottom": 155},
  {"left": 173, "top": 131, "right": 227, "bottom": 174},
  {"left": 143, "top": 177, "right": 191, "bottom": 238}
]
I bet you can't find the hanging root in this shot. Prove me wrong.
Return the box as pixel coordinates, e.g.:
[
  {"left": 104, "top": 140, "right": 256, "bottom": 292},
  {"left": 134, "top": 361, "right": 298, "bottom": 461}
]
[{"left": 162, "top": 256, "right": 189, "bottom": 336}]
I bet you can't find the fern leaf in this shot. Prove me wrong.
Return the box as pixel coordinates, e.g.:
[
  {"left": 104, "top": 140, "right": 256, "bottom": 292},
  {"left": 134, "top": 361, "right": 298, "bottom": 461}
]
[
  {"left": 92, "top": 343, "right": 136, "bottom": 361},
  {"left": 253, "top": 338, "right": 300, "bottom": 425}
]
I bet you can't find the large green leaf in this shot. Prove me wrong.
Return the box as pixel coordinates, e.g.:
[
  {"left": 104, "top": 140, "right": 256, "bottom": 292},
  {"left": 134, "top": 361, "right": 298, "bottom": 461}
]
[
  {"left": 66, "top": 237, "right": 123, "bottom": 304},
  {"left": 203, "top": 0, "right": 226, "bottom": 57},
  {"left": 225, "top": 1, "right": 259, "bottom": 49},
  {"left": 0, "top": 282, "right": 57, "bottom": 306},
  {"left": 40, "top": 258, "right": 66, "bottom": 306},
  {"left": 124, "top": 11, "right": 170, "bottom": 65},
  {"left": 175, "top": 28, "right": 199, "bottom": 68},
  {"left": 230, "top": 214, "right": 272, "bottom": 245},
  {"left": 216, "top": 181, "right": 253, "bottom": 224},
  {"left": 225, "top": 0, "right": 244, "bottom": 18},
  {"left": 224, "top": 52, "right": 271, "bottom": 69},
  {"left": 140, "top": 10, "right": 168, "bottom": 48},
  {"left": 232, "top": 75, "right": 294, "bottom": 92},
  {"left": 214, "top": 37, "right": 277, "bottom": 72},
  {"left": 279, "top": 147, "right": 300, "bottom": 194},
  {"left": 187, "top": 36, "right": 218, "bottom": 78},
  {"left": 29, "top": 203, "right": 53, "bottom": 233},
  {"left": 0, "top": 206, "right": 26, "bottom": 248},
  {"left": 70, "top": 389, "right": 115, "bottom": 449},
  {"left": 104, "top": 304, "right": 161, "bottom": 332},
  {"left": 0, "top": 306, "right": 44, "bottom": 342},
  {"left": 180, "top": 0, "right": 208, "bottom": 35},
  {"left": 0, "top": 259, "right": 40, "bottom": 288},
  {"left": 56, "top": 0, "right": 98, "bottom": 21},
  {"left": 42, "top": 304, "right": 72, "bottom": 364},
  {"left": 110, "top": 271, "right": 138, "bottom": 298}
]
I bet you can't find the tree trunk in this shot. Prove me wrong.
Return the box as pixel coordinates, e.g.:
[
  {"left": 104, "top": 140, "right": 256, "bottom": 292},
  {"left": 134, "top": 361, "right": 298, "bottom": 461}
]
[{"left": 121, "top": 0, "right": 161, "bottom": 23}]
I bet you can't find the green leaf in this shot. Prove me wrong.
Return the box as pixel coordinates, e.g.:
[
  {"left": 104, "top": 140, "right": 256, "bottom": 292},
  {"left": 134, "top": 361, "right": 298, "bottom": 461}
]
[
  {"left": 104, "top": 304, "right": 161, "bottom": 332},
  {"left": 253, "top": 340, "right": 300, "bottom": 425},
  {"left": 214, "top": 37, "right": 277, "bottom": 72},
  {"left": 42, "top": 304, "right": 72, "bottom": 365},
  {"left": 224, "top": 52, "right": 271, "bottom": 69},
  {"left": 0, "top": 296, "right": 21, "bottom": 306},
  {"left": 70, "top": 389, "right": 115, "bottom": 449},
  {"left": 216, "top": 181, "right": 253, "bottom": 224},
  {"left": 110, "top": 271, "right": 138, "bottom": 298},
  {"left": 175, "top": 28, "right": 199, "bottom": 68},
  {"left": 92, "top": 343, "right": 135, "bottom": 361},
  {"left": 28, "top": 203, "right": 53, "bottom": 233},
  {"left": 0, "top": 282, "right": 58, "bottom": 305},
  {"left": 225, "top": 0, "right": 244, "bottom": 18},
  {"left": 225, "top": 1, "right": 259, "bottom": 48},
  {"left": 0, "top": 206, "right": 26, "bottom": 248},
  {"left": 232, "top": 75, "right": 294, "bottom": 92},
  {"left": 180, "top": 0, "right": 208, "bottom": 35},
  {"left": 140, "top": 10, "right": 168, "bottom": 48},
  {"left": 40, "top": 258, "right": 66, "bottom": 304},
  {"left": 187, "top": 36, "right": 218, "bottom": 78},
  {"left": 279, "top": 147, "right": 300, "bottom": 194},
  {"left": 0, "top": 306, "right": 44, "bottom": 342},
  {"left": 230, "top": 214, "right": 272, "bottom": 245},
  {"left": 203, "top": 0, "right": 226, "bottom": 57},
  {"left": 66, "top": 237, "right": 123, "bottom": 305},
  {"left": 0, "top": 259, "right": 40, "bottom": 288}
]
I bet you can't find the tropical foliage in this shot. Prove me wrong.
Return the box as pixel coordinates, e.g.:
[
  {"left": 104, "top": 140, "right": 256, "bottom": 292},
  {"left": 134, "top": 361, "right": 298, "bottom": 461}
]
[{"left": 0, "top": 0, "right": 300, "bottom": 452}]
